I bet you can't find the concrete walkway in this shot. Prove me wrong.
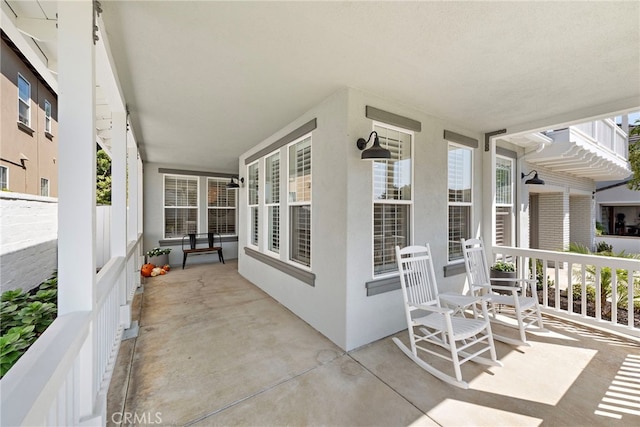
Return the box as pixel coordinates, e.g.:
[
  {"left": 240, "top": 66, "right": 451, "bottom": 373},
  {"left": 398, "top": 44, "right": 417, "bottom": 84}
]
[{"left": 108, "top": 261, "right": 640, "bottom": 426}]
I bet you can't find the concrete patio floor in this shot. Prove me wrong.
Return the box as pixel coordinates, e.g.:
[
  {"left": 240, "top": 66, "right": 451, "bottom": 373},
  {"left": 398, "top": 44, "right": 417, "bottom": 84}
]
[{"left": 107, "top": 261, "right": 640, "bottom": 426}]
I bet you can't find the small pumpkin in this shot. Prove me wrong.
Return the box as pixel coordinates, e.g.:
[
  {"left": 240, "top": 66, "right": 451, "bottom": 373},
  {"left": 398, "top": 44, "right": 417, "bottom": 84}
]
[
  {"left": 159, "top": 269, "right": 166, "bottom": 275},
  {"left": 151, "top": 267, "right": 162, "bottom": 277},
  {"left": 162, "top": 264, "right": 171, "bottom": 271},
  {"left": 141, "top": 263, "right": 155, "bottom": 277}
]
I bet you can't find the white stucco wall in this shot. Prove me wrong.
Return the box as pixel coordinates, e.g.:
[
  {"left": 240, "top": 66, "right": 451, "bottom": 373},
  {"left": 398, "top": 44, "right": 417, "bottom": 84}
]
[
  {"left": 143, "top": 165, "right": 240, "bottom": 267},
  {"left": 1, "top": 192, "right": 58, "bottom": 293},
  {"left": 237, "top": 87, "right": 484, "bottom": 351}
]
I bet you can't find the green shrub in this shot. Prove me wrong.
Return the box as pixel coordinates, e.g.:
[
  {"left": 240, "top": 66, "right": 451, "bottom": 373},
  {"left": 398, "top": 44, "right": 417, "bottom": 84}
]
[
  {"left": 0, "top": 274, "right": 58, "bottom": 378},
  {"left": 595, "top": 241, "right": 613, "bottom": 253}
]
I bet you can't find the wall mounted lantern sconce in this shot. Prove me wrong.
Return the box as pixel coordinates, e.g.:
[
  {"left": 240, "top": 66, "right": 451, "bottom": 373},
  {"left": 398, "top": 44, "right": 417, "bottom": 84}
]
[
  {"left": 521, "top": 170, "right": 545, "bottom": 185},
  {"left": 356, "top": 131, "right": 391, "bottom": 160},
  {"left": 227, "top": 176, "right": 244, "bottom": 189}
]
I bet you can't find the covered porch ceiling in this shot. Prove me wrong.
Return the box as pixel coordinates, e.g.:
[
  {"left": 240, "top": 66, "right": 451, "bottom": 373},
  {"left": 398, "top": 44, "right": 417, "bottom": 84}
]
[{"left": 5, "top": 1, "right": 640, "bottom": 172}]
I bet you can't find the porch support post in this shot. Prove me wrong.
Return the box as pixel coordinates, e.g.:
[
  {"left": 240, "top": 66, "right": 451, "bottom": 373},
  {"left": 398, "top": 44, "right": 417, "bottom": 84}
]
[
  {"left": 127, "top": 145, "right": 139, "bottom": 244},
  {"left": 57, "top": 0, "right": 96, "bottom": 315},
  {"left": 111, "top": 112, "right": 127, "bottom": 259},
  {"left": 57, "top": 0, "right": 96, "bottom": 419}
]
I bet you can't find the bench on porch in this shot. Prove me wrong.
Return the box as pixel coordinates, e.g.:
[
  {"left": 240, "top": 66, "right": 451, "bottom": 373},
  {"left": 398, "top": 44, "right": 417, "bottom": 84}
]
[{"left": 181, "top": 232, "right": 225, "bottom": 269}]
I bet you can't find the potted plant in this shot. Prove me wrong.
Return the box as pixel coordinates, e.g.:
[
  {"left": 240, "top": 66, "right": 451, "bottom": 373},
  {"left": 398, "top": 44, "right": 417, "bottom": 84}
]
[
  {"left": 490, "top": 260, "right": 517, "bottom": 287},
  {"left": 146, "top": 247, "right": 171, "bottom": 267}
]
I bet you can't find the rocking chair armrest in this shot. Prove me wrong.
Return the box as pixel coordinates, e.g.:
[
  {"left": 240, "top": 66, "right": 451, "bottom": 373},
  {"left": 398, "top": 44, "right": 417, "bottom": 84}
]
[
  {"left": 439, "top": 293, "right": 489, "bottom": 307},
  {"left": 411, "top": 303, "right": 454, "bottom": 315}
]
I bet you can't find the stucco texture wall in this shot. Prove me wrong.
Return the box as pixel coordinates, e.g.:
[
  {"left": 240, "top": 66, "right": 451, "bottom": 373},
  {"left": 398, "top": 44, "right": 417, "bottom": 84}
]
[{"left": 237, "top": 87, "right": 483, "bottom": 351}]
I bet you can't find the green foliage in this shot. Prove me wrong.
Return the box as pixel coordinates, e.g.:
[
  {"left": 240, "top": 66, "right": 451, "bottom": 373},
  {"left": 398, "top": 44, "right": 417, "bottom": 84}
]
[
  {"left": 146, "top": 247, "right": 171, "bottom": 257},
  {"left": 595, "top": 221, "right": 605, "bottom": 236},
  {"left": 567, "top": 245, "right": 640, "bottom": 315},
  {"left": 491, "top": 261, "right": 515, "bottom": 272},
  {"left": 595, "top": 241, "right": 613, "bottom": 253},
  {"left": 97, "top": 148, "right": 112, "bottom": 205},
  {"left": 0, "top": 275, "right": 58, "bottom": 378},
  {"left": 628, "top": 119, "right": 640, "bottom": 191},
  {"left": 572, "top": 283, "right": 596, "bottom": 302}
]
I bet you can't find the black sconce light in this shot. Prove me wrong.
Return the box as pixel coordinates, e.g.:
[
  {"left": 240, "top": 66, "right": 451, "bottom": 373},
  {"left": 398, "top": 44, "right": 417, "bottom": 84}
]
[
  {"left": 521, "top": 170, "right": 545, "bottom": 185},
  {"left": 356, "top": 131, "right": 391, "bottom": 160},
  {"left": 227, "top": 176, "right": 244, "bottom": 189}
]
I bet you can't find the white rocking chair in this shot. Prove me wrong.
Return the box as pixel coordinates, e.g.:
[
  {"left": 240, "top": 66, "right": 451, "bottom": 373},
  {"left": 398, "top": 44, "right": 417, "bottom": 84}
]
[
  {"left": 461, "top": 238, "right": 544, "bottom": 346},
  {"left": 392, "top": 244, "right": 502, "bottom": 389}
]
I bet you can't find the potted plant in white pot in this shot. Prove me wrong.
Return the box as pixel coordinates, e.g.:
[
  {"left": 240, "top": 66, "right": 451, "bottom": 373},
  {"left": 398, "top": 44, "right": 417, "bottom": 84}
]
[
  {"left": 490, "top": 260, "right": 517, "bottom": 288},
  {"left": 146, "top": 247, "right": 171, "bottom": 267}
]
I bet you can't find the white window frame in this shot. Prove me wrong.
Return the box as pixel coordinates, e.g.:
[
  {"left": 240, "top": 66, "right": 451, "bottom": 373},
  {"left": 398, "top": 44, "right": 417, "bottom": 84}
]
[
  {"left": 44, "top": 100, "right": 52, "bottom": 134},
  {"left": 206, "top": 177, "right": 237, "bottom": 236},
  {"left": 40, "top": 177, "right": 49, "bottom": 197},
  {"left": 447, "top": 142, "right": 473, "bottom": 262},
  {"left": 18, "top": 74, "right": 31, "bottom": 127},
  {"left": 371, "top": 122, "right": 414, "bottom": 278},
  {"left": 247, "top": 161, "right": 260, "bottom": 249},
  {"left": 163, "top": 174, "right": 199, "bottom": 239},
  {"left": 264, "top": 151, "right": 281, "bottom": 257},
  {"left": 286, "top": 134, "right": 312, "bottom": 270},
  {"left": 495, "top": 155, "right": 515, "bottom": 247},
  {"left": 1, "top": 166, "right": 9, "bottom": 190}
]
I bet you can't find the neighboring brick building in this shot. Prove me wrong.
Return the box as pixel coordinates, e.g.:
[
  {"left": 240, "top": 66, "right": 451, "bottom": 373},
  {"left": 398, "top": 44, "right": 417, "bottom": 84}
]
[{"left": 1, "top": 31, "right": 58, "bottom": 196}]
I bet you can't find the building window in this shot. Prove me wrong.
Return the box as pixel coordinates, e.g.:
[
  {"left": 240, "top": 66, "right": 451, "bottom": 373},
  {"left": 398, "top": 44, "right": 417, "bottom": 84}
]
[
  {"left": 495, "top": 156, "right": 514, "bottom": 246},
  {"left": 18, "top": 74, "right": 30, "bottom": 127},
  {"left": 0, "top": 166, "right": 8, "bottom": 190},
  {"left": 164, "top": 175, "right": 198, "bottom": 238},
  {"left": 372, "top": 124, "right": 412, "bottom": 275},
  {"left": 288, "top": 136, "right": 311, "bottom": 267},
  {"left": 40, "top": 178, "right": 49, "bottom": 196},
  {"left": 44, "top": 100, "right": 52, "bottom": 133},
  {"left": 265, "top": 152, "right": 280, "bottom": 254},
  {"left": 448, "top": 143, "right": 473, "bottom": 261},
  {"left": 207, "top": 178, "right": 236, "bottom": 235},
  {"left": 248, "top": 162, "right": 259, "bottom": 247}
]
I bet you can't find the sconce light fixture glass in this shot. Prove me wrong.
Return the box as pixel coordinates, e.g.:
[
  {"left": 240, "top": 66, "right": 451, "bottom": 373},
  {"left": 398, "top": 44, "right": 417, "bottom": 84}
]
[
  {"left": 356, "top": 131, "right": 391, "bottom": 160},
  {"left": 521, "top": 170, "right": 545, "bottom": 185},
  {"left": 227, "top": 176, "right": 244, "bottom": 189}
]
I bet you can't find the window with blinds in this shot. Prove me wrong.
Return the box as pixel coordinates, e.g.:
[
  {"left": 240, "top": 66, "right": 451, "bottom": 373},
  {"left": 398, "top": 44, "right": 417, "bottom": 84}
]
[
  {"left": 18, "top": 74, "right": 30, "bottom": 126},
  {"left": 248, "top": 162, "right": 259, "bottom": 246},
  {"left": 265, "top": 153, "right": 280, "bottom": 253},
  {"left": 288, "top": 136, "right": 311, "bottom": 267},
  {"left": 207, "top": 178, "right": 237, "bottom": 235},
  {"left": 372, "top": 124, "right": 412, "bottom": 275},
  {"left": 164, "top": 175, "right": 198, "bottom": 238},
  {"left": 448, "top": 143, "right": 472, "bottom": 261},
  {"left": 495, "top": 156, "right": 514, "bottom": 246}
]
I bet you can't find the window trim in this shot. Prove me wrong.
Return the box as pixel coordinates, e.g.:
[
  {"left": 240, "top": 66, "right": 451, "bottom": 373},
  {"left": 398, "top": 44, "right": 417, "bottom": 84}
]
[
  {"left": 495, "top": 155, "right": 515, "bottom": 247},
  {"left": 371, "top": 121, "right": 414, "bottom": 279},
  {"left": 0, "top": 166, "right": 9, "bottom": 190},
  {"left": 44, "top": 100, "right": 52, "bottom": 134},
  {"left": 447, "top": 141, "right": 474, "bottom": 263},
  {"left": 206, "top": 177, "right": 238, "bottom": 237},
  {"left": 162, "top": 173, "right": 199, "bottom": 239},
  {"left": 17, "top": 73, "right": 31, "bottom": 127},
  {"left": 286, "top": 134, "right": 312, "bottom": 270},
  {"left": 40, "top": 177, "right": 49, "bottom": 197},
  {"left": 264, "top": 151, "right": 281, "bottom": 257},
  {"left": 247, "top": 160, "right": 260, "bottom": 249}
]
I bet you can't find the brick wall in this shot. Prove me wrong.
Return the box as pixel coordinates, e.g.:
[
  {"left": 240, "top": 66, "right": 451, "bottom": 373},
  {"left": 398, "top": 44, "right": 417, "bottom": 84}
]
[
  {"left": 570, "top": 195, "right": 594, "bottom": 249},
  {"left": 1, "top": 192, "right": 57, "bottom": 293},
  {"left": 538, "top": 192, "right": 569, "bottom": 251}
]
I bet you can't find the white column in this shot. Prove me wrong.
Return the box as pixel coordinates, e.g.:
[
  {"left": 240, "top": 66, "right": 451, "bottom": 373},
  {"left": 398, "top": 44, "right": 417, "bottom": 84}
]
[
  {"left": 127, "top": 144, "right": 138, "bottom": 243},
  {"left": 57, "top": 0, "right": 96, "bottom": 315},
  {"left": 111, "top": 112, "right": 127, "bottom": 258}
]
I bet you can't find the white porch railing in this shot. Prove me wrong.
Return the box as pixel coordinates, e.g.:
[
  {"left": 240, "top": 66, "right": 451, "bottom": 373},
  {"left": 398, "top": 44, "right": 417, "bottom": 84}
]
[
  {"left": 493, "top": 246, "right": 640, "bottom": 339},
  {"left": 0, "top": 235, "right": 143, "bottom": 426},
  {"left": 573, "top": 118, "right": 628, "bottom": 158}
]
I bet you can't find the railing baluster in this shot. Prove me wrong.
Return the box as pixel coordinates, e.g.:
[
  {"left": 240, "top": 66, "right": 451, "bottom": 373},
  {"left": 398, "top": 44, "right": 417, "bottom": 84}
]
[
  {"left": 543, "top": 259, "right": 549, "bottom": 307},
  {"left": 555, "top": 259, "right": 561, "bottom": 310},
  {"left": 567, "top": 262, "right": 573, "bottom": 314},
  {"left": 595, "top": 266, "right": 602, "bottom": 321},
  {"left": 611, "top": 268, "right": 618, "bottom": 325},
  {"left": 581, "top": 264, "right": 587, "bottom": 317}
]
